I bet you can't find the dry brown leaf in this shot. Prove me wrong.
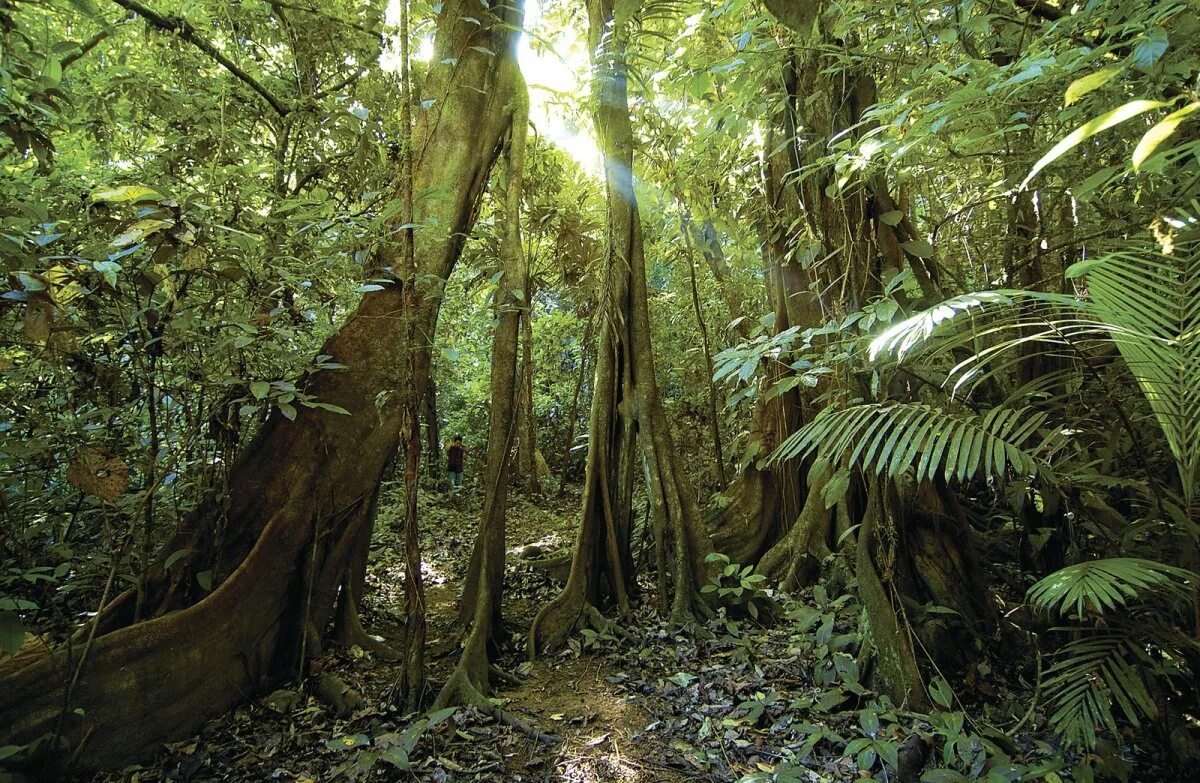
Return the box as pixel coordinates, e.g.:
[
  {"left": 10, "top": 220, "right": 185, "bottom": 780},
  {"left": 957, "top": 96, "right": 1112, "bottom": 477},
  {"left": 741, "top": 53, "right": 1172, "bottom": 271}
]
[
  {"left": 23, "top": 298, "right": 54, "bottom": 344},
  {"left": 66, "top": 447, "right": 129, "bottom": 502}
]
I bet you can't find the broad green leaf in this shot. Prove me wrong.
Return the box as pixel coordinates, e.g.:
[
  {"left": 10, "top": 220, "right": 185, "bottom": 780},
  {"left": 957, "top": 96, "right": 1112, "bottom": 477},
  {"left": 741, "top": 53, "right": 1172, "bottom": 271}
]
[
  {"left": 91, "top": 185, "right": 163, "bottom": 203},
  {"left": 1131, "top": 28, "right": 1168, "bottom": 70},
  {"left": 1063, "top": 65, "right": 1122, "bottom": 106},
  {"left": 250, "top": 381, "right": 270, "bottom": 400},
  {"left": 901, "top": 238, "right": 934, "bottom": 257},
  {"left": 0, "top": 612, "right": 27, "bottom": 656},
  {"left": 1021, "top": 100, "right": 1168, "bottom": 189},
  {"left": 1132, "top": 102, "right": 1199, "bottom": 170}
]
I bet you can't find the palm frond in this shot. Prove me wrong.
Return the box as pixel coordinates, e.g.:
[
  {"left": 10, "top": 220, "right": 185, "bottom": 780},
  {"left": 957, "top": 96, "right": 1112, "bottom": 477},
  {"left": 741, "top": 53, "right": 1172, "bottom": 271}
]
[
  {"left": 769, "top": 402, "right": 1050, "bottom": 484},
  {"left": 1027, "top": 558, "right": 1197, "bottom": 618},
  {"left": 1078, "top": 232, "right": 1200, "bottom": 500},
  {"left": 1042, "top": 633, "right": 1157, "bottom": 749}
]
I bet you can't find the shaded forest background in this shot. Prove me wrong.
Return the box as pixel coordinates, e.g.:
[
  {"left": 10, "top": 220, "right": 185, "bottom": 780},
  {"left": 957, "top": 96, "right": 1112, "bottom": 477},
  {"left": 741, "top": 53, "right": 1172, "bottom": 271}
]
[{"left": 1, "top": 0, "right": 1198, "bottom": 781}]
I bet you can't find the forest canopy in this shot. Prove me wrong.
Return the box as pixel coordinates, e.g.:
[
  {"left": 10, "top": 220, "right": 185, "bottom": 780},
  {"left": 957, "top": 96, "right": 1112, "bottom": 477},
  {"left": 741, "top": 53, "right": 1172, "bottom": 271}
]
[{"left": 1, "top": 0, "right": 1198, "bottom": 781}]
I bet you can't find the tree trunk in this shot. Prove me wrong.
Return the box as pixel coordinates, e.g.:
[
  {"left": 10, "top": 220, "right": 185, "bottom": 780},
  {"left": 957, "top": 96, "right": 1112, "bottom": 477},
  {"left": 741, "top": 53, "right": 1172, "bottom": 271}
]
[
  {"left": 752, "top": 2, "right": 992, "bottom": 701},
  {"left": 680, "top": 209, "right": 727, "bottom": 490},
  {"left": 424, "top": 375, "right": 442, "bottom": 482},
  {"left": 440, "top": 80, "right": 529, "bottom": 710},
  {"left": 0, "top": 1, "right": 527, "bottom": 770},
  {"left": 556, "top": 311, "right": 594, "bottom": 494},
  {"left": 529, "top": 0, "right": 715, "bottom": 653},
  {"left": 514, "top": 300, "right": 542, "bottom": 494}
]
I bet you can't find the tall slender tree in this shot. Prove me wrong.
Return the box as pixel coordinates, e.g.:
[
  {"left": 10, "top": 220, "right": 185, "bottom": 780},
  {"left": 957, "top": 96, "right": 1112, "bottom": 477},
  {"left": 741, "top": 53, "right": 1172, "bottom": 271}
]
[{"left": 529, "top": 0, "right": 716, "bottom": 652}]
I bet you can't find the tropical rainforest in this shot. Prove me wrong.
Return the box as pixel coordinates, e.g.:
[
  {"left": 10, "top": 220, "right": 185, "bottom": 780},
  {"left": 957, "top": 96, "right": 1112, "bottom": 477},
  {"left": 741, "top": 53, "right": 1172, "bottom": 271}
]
[{"left": 1, "top": 0, "right": 1198, "bottom": 781}]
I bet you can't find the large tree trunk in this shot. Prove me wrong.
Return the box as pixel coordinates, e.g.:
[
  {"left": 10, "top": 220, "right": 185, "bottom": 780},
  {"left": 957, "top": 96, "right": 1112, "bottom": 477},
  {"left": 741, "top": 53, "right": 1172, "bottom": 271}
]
[
  {"left": 0, "top": 1, "right": 526, "bottom": 770},
  {"left": 752, "top": 1, "right": 992, "bottom": 705},
  {"left": 529, "top": 0, "right": 715, "bottom": 653}
]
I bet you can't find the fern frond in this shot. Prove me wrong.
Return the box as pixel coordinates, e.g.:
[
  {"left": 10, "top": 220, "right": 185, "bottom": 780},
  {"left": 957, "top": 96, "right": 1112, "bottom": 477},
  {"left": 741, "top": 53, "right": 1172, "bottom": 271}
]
[
  {"left": 1027, "top": 558, "right": 1197, "bottom": 618},
  {"left": 769, "top": 402, "right": 1049, "bottom": 484}
]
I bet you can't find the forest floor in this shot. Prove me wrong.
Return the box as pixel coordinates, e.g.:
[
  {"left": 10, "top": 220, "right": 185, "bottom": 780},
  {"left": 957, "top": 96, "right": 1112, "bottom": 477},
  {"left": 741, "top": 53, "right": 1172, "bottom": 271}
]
[{"left": 87, "top": 482, "right": 1098, "bottom": 783}]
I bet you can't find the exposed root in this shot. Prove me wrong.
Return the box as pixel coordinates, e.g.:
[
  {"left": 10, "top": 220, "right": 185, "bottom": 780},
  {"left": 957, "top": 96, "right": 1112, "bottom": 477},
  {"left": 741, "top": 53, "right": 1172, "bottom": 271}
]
[
  {"left": 529, "top": 593, "right": 636, "bottom": 656},
  {"left": 582, "top": 603, "right": 636, "bottom": 642},
  {"left": 435, "top": 669, "right": 559, "bottom": 744},
  {"left": 523, "top": 551, "right": 572, "bottom": 583},
  {"left": 334, "top": 592, "right": 401, "bottom": 661},
  {"left": 488, "top": 664, "right": 524, "bottom": 686}
]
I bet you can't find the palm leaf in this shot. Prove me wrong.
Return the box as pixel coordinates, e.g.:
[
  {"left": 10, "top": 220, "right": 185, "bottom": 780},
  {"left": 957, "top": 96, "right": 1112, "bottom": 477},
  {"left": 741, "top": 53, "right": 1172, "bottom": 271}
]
[
  {"left": 1077, "top": 232, "right": 1200, "bottom": 502},
  {"left": 1041, "top": 633, "right": 1158, "bottom": 749},
  {"left": 1027, "top": 558, "right": 1197, "bottom": 618},
  {"left": 769, "top": 402, "right": 1049, "bottom": 484}
]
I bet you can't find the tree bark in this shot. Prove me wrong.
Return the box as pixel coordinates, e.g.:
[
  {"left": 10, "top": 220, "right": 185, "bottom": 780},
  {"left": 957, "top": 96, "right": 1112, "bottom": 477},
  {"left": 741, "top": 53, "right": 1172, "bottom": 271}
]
[
  {"left": 680, "top": 209, "right": 728, "bottom": 490},
  {"left": 556, "top": 312, "right": 594, "bottom": 494},
  {"left": 424, "top": 375, "right": 441, "bottom": 481},
  {"left": 514, "top": 299, "right": 542, "bottom": 493},
  {"left": 0, "top": 1, "right": 527, "bottom": 769},
  {"left": 751, "top": 2, "right": 993, "bottom": 700}
]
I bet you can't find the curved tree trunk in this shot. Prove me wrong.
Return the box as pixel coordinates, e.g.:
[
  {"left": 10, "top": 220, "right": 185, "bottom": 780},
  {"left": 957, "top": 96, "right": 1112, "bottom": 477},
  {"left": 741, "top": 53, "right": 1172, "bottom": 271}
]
[
  {"left": 0, "top": 1, "right": 526, "bottom": 770},
  {"left": 529, "top": 0, "right": 715, "bottom": 654}
]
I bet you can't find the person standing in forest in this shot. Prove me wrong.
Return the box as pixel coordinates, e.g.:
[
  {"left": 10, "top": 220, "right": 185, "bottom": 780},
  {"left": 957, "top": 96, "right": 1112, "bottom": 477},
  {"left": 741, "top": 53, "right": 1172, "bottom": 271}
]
[{"left": 445, "top": 436, "right": 467, "bottom": 491}]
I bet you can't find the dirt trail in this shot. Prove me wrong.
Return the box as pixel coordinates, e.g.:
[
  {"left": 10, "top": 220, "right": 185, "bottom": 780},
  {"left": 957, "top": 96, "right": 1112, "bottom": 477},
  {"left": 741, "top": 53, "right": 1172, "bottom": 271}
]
[{"left": 87, "top": 486, "right": 702, "bottom": 782}]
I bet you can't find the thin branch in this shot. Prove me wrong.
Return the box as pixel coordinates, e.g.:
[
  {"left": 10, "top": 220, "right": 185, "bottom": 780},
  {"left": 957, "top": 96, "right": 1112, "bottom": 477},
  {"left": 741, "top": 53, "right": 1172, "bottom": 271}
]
[
  {"left": 313, "top": 67, "right": 368, "bottom": 101},
  {"left": 108, "top": 0, "right": 291, "bottom": 117},
  {"left": 61, "top": 29, "right": 111, "bottom": 68}
]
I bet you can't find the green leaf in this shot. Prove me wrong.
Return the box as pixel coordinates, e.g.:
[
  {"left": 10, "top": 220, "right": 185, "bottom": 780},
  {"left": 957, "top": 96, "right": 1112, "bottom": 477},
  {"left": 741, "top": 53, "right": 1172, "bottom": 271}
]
[
  {"left": 929, "top": 676, "right": 953, "bottom": 708},
  {"left": 163, "top": 548, "right": 193, "bottom": 570},
  {"left": 1021, "top": 100, "right": 1168, "bottom": 189},
  {"left": 425, "top": 706, "right": 457, "bottom": 726},
  {"left": 308, "top": 402, "right": 352, "bottom": 415},
  {"left": 1063, "top": 65, "right": 1123, "bottom": 106},
  {"left": 91, "top": 185, "right": 163, "bottom": 203},
  {"left": 900, "top": 238, "right": 934, "bottom": 257},
  {"left": 879, "top": 210, "right": 904, "bottom": 226},
  {"left": 1132, "top": 102, "right": 1199, "bottom": 170},
  {"left": 250, "top": 381, "right": 270, "bottom": 400},
  {"left": 1130, "top": 28, "right": 1168, "bottom": 70},
  {"left": 0, "top": 612, "right": 28, "bottom": 656},
  {"left": 326, "top": 733, "right": 371, "bottom": 750},
  {"left": 0, "top": 745, "right": 24, "bottom": 762}
]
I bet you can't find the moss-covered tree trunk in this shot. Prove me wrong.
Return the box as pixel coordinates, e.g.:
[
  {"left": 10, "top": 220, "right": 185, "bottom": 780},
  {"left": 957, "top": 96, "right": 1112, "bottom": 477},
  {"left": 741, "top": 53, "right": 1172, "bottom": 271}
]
[
  {"left": 0, "top": 0, "right": 526, "bottom": 769},
  {"left": 529, "top": 0, "right": 715, "bottom": 653}
]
